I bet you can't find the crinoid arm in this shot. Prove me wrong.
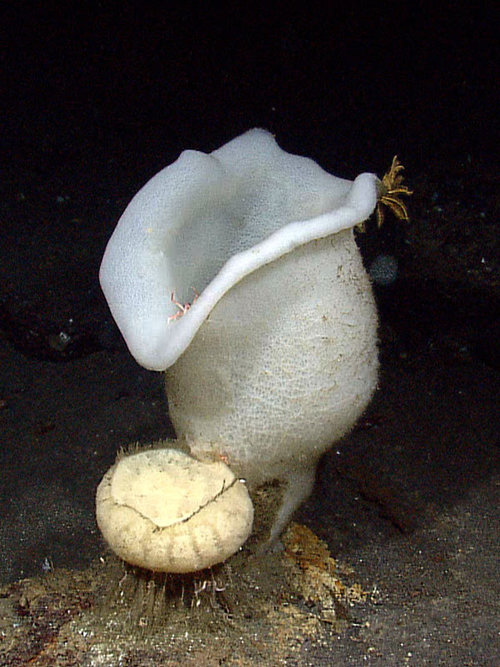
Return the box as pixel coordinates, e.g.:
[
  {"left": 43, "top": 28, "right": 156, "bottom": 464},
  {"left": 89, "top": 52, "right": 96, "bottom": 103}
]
[{"left": 376, "top": 156, "right": 413, "bottom": 227}]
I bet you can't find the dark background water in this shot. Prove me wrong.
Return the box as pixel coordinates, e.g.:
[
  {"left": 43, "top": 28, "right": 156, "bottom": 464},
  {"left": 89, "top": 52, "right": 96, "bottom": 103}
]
[{"left": 3, "top": 3, "right": 497, "bottom": 178}]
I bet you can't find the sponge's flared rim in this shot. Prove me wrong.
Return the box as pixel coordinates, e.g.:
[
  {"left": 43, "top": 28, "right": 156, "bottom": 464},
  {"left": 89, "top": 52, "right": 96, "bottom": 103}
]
[{"left": 100, "top": 129, "right": 379, "bottom": 371}]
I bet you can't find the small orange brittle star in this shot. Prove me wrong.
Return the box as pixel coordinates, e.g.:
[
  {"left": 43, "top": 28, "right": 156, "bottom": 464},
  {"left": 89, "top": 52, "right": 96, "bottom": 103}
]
[{"left": 168, "top": 288, "right": 199, "bottom": 321}]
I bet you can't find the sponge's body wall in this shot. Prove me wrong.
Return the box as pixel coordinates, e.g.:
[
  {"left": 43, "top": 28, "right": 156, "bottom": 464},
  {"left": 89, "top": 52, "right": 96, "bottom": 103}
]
[{"left": 165, "top": 230, "right": 378, "bottom": 539}]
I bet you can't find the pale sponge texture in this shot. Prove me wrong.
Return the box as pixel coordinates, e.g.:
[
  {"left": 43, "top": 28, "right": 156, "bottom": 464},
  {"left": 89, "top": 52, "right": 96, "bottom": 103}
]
[
  {"left": 166, "top": 231, "right": 379, "bottom": 490},
  {"left": 96, "top": 448, "right": 254, "bottom": 572}
]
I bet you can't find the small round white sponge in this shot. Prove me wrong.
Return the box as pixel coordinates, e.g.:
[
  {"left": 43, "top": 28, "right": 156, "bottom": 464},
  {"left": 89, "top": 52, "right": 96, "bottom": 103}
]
[{"left": 96, "top": 448, "right": 254, "bottom": 573}]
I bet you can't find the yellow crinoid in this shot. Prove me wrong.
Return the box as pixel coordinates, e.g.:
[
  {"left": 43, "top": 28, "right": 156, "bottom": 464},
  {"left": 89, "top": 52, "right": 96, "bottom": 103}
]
[{"left": 376, "top": 155, "right": 413, "bottom": 227}]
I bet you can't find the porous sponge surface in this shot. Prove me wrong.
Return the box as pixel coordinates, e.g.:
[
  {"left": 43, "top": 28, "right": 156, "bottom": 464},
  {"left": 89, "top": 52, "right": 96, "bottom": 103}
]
[{"left": 166, "top": 231, "right": 378, "bottom": 486}]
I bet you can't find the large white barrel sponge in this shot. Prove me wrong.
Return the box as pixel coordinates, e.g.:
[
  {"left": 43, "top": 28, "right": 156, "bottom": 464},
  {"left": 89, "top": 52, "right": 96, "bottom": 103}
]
[
  {"left": 99, "top": 129, "right": 381, "bottom": 544},
  {"left": 96, "top": 447, "right": 254, "bottom": 573}
]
